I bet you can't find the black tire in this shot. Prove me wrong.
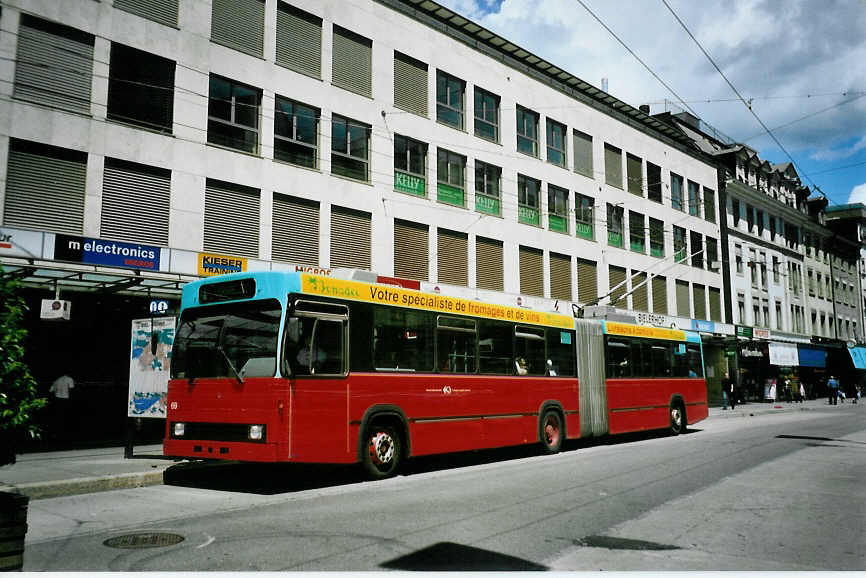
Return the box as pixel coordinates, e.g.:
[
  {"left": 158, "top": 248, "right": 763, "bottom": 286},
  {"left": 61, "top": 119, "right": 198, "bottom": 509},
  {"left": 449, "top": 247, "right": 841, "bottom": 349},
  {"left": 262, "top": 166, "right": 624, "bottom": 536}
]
[
  {"left": 540, "top": 409, "right": 564, "bottom": 454},
  {"left": 361, "top": 424, "right": 401, "bottom": 479},
  {"left": 669, "top": 401, "right": 686, "bottom": 436}
]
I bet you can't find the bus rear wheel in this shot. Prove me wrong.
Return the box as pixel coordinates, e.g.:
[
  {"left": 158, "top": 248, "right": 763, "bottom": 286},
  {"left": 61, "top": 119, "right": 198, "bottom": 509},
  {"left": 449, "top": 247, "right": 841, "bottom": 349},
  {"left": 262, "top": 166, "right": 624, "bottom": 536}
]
[
  {"left": 669, "top": 401, "right": 686, "bottom": 436},
  {"left": 362, "top": 425, "right": 401, "bottom": 479},
  {"left": 540, "top": 409, "right": 564, "bottom": 454}
]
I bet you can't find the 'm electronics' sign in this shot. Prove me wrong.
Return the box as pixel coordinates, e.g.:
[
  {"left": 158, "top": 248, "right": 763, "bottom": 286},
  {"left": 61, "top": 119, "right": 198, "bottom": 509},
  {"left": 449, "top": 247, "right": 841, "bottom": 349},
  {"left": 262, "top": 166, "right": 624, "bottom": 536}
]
[{"left": 54, "top": 234, "right": 161, "bottom": 271}]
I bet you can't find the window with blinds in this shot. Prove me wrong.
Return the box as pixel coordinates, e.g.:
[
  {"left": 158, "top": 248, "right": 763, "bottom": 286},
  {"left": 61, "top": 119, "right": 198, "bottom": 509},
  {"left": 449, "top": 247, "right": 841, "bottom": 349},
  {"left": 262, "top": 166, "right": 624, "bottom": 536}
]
[
  {"left": 101, "top": 158, "right": 170, "bottom": 246},
  {"left": 573, "top": 130, "right": 593, "bottom": 178},
  {"left": 709, "top": 287, "right": 722, "bottom": 322},
  {"left": 631, "top": 272, "right": 648, "bottom": 312},
  {"left": 475, "top": 236, "right": 503, "bottom": 291},
  {"left": 394, "top": 219, "right": 429, "bottom": 281},
  {"left": 520, "top": 246, "right": 543, "bottom": 297},
  {"left": 204, "top": 179, "right": 260, "bottom": 258},
  {"left": 676, "top": 280, "right": 690, "bottom": 317},
  {"left": 14, "top": 16, "right": 94, "bottom": 114},
  {"left": 211, "top": 0, "right": 264, "bottom": 57},
  {"left": 609, "top": 265, "right": 627, "bottom": 307},
  {"left": 604, "top": 144, "right": 622, "bottom": 189},
  {"left": 626, "top": 153, "right": 642, "bottom": 196},
  {"left": 276, "top": 2, "right": 322, "bottom": 78},
  {"left": 330, "top": 206, "right": 371, "bottom": 270},
  {"left": 577, "top": 258, "right": 597, "bottom": 304},
  {"left": 332, "top": 25, "right": 372, "bottom": 97},
  {"left": 3, "top": 139, "right": 86, "bottom": 235},
  {"left": 437, "top": 228, "right": 468, "bottom": 286},
  {"left": 114, "top": 0, "right": 178, "bottom": 28},
  {"left": 693, "top": 284, "right": 707, "bottom": 320},
  {"left": 394, "top": 51, "right": 428, "bottom": 117},
  {"left": 108, "top": 43, "right": 175, "bottom": 132},
  {"left": 549, "top": 252, "right": 572, "bottom": 301},
  {"left": 652, "top": 275, "right": 668, "bottom": 314},
  {"left": 272, "top": 194, "right": 319, "bottom": 265}
]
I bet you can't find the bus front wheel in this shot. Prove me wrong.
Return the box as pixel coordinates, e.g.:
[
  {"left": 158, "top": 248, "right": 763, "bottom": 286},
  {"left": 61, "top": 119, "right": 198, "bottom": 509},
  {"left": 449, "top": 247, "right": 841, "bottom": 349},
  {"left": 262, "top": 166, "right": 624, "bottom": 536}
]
[
  {"left": 540, "top": 409, "right": 564, "bottom": 454},
  {"left": 669, "top": 401, "right": 686, "bottom": 436},
  {"left": 362, "top": 425, "right": 401, "bottom": 479}
]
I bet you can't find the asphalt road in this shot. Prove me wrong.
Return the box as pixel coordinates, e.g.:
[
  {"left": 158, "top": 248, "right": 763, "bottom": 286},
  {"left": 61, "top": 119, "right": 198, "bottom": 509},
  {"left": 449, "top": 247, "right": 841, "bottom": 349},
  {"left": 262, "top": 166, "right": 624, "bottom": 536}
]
[{"left": 23, "top": 404, "right": 866, "bottom": 571}]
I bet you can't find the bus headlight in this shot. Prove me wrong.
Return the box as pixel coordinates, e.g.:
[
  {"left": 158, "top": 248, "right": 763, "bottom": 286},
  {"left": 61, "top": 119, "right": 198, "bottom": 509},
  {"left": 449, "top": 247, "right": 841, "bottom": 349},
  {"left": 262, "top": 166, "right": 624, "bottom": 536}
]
[
  {"left": 248, "top": 425, "right": 264, "bottom": 441},
  {"left": 173, "top": 422, "right": 185, "bottom": 437}
]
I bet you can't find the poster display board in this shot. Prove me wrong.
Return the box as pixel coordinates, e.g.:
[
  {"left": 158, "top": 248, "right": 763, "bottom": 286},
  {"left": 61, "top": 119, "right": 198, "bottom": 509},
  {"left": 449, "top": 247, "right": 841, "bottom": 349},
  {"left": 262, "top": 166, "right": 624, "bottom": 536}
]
[{"left": 128, "top": 317, "right": 175, "bottom": 418}]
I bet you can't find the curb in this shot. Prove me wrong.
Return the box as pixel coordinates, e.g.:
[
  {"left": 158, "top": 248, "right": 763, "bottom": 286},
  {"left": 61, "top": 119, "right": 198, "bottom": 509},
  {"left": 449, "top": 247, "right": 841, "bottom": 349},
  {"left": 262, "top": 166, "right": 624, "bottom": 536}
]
[{"left": 0, "top": 469, "right": 168, "bottom": 500}]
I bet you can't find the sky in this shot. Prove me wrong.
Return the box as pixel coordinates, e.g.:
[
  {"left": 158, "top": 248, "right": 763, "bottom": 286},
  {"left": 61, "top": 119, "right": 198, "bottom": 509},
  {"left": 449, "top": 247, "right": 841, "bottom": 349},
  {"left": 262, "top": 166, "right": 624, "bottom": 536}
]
[{"left": 437, "top": 0, "right": 866, "bottom": 207}]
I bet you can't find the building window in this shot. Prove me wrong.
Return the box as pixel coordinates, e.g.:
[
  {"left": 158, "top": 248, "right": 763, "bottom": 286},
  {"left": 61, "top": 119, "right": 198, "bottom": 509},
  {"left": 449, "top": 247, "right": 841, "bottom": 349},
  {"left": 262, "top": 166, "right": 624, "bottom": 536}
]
[
  {"left": 737, "top": 293, "right": 745, "bottom": 324},
  {"left": 604, "top": 144, "right": 623, "bottom": 189},
  {"left": 777, "top": 302, "right": 783, "bottom": 330},
  {"left": 437, "top": 148, "right": 466, "bottom": 206},
  {"left": 516, "top": 106, "right": 539, "bottom": 157},
  {"left": 331, "top": 114, "right": 370, "bottom": 181},
  {"left": 474, "top": 87, "right": 499, "bottom": 142},
  {"left": 437, "top": 70, "right": 465, "bottom": 129},
  {"left": 750, "top": 249, "right": 758, "bottom": 287},
  {"left": 690, "top": 231, "right": 703, "bottom": 268},
  {"left": 732, "top": 197, "right": 740, "bottom": 227},
  {"left": 573, "top": 130, "right": 593, "bottom": 177},
  {"left": 115, "top": 0, "right": 179, "bottom": 27},
  {"left": 773, "top": 255, "right": 780, "bottom": 283},
  {"left": 274, "top": 96, "right": 318, "bottom": 168},
  {"left": 575, "top": 193, "right": 594, "bottom": 241},
  {"left": 673, "top": 226, "right": 687, "bottom": 262},
  {"left": 649, "top": 217, "right": 664, "bottom": 257},
  {"left": 394, "top": 135, "right": 427, "bottom": 196},
  {"left": 607, "top": 203, "right": 624, "bottom": 248},
  {"left": 393, "top": 51, "right": 428, "bottom": 117},
  {"left": 548, "top": 185, "right": 569, "bottom": 233},
  {"left": 759, "top": 252, "right": 767, "bottom": 288},
  {"left": 688, "top": 180, "right": 701, "bottom": 217},
  {"left": 108, "top": 43, "right": 175, "bottom": 132},
  {"left": 647, "top": 162, "right": 662, "bottom": 203},
  {"left": 671, "top": 172, "right": 684, "bottom": 212},
  {"left": 629, "top": 211, "right": 645, "bottom": 253},
  {"left": 747, "top": 204, "right": 754, "bottom": 231},
  {"left": 706, "top": 237, "right": 719, "bottom": 271},
  {"left": 207, "top": 74, "right": 261, "bottom": 154},
  {"left": 626, "top": 153, "right": 642, "bottom": 196},
  {"left": 332, "top": 25, "right": 372, "bottom": 97},
  {"left": 704, "top": 188, "right": 716, "bottom": 223},
  {"left": 757, "top": 209, "right": 764, "bottom": 236},
  {"left": 475, "top": 160, "right": 501, "bottom": 215},
  {"left": 547, "top": 119, "right": 567, "bottom": 167},
  {"left": 517, "top": 174, "right": 541, "bottom": 226},
  {"left": 276, "top": 2, "right": 322, "bottom": 78},
  {"left": 735, "top": 244, "right": 743, "bottom": 274},
  {"left": 211, "top": 0, "right": 265, "bottom": 57}
]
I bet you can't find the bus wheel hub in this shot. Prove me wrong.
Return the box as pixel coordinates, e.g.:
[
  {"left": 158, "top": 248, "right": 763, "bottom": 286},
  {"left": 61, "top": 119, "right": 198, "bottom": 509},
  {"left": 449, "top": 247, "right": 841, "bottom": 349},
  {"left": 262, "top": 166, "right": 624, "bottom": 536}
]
[{"left": 370, "top": 432, "right": 394, "bottom": 465}]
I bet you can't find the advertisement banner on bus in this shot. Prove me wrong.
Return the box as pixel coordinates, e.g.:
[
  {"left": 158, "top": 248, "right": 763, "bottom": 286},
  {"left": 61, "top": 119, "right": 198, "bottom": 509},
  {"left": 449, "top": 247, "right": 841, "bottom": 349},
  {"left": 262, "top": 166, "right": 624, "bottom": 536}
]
[
  {"left": 300, "top": 274, "right": 574, "bottom": 329},
  {"left": 604, "top": 321, "right": 686, "bottom": 341}
]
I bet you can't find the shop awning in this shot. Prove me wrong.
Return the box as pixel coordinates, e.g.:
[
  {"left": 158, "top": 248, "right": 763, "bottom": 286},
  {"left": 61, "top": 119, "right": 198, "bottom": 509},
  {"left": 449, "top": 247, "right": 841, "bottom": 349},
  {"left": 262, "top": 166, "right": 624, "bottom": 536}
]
[
  {"left": 848, "top": 347, "right": 866, "bottom": 369},
  {"left": 768, "top": 341, "right": 798, "bottom": 366},
  {"left": 797, "top": 345, "right": 826, "bottom": 368}
]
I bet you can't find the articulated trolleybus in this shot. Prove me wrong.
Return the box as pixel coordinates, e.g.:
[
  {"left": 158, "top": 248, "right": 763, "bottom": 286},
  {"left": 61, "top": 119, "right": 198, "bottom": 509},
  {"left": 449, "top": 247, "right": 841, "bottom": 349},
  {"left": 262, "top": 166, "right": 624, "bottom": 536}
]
[{"left": 164, "top": 270, "right": 708, "bottom": 478}]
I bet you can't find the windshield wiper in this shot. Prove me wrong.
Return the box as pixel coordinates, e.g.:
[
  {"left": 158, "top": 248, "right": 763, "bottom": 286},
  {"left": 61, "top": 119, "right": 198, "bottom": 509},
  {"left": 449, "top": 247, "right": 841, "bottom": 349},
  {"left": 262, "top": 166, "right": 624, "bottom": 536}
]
[{"left": 217, "top": 345, "right": 244, "bottom": 385}]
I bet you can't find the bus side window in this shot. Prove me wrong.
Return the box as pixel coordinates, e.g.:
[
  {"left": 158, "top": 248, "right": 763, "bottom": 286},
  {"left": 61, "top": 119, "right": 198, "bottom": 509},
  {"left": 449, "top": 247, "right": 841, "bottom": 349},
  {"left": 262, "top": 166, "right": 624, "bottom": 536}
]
[
  {"left": 287, "top": 317, "right": 317, "bottom": 376},
  {"left": 437, "top": 316, "right": 476, "bottom": 373},
  {"left": 479, "top": 320, "right": 513, "bottom": 374},
  {"left": 686, "top": 344, "right": 703, "bottom": 377},
  {"left": 649, "top": 343, "right": 670, "bottom": 377},
  {"left": 606, "top": 337, "right": 631, "bottom": 378},
  {"left": 514, "top": 326, "right": 545, "bottom": 376},
  {"left": 545, "top": 329, "right": 575, "bottom": 376},
  {"left": 313, "top": 319, "right": 345, "bottom": 375}
]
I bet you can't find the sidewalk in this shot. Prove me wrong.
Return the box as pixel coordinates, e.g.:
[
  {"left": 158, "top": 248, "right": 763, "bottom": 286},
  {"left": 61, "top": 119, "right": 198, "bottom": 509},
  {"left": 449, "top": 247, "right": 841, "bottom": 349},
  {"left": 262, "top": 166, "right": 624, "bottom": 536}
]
[{"left": 0, "top": 398, "right": 839, "bottom": 500}]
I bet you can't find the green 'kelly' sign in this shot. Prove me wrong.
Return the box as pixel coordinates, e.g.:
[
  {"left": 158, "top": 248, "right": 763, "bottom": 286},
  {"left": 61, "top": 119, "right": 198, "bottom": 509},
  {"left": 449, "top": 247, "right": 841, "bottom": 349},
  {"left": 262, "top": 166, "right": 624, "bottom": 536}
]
[
  {"left": 395, "top": 171, "right": 425, "bottom": 196},
  {"left": 437, "top": 183, "right": 464, "bottom": 206}
]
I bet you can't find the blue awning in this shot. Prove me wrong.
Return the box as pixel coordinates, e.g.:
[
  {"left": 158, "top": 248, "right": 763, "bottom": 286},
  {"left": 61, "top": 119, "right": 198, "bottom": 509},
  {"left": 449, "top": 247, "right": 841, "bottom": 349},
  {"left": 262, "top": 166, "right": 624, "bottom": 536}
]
[
  {"left": 848, "top": 347, "right": 866, "bottom": 369},
  {"left": 797, "top": 346, "right": 826, "bottom": 368}
]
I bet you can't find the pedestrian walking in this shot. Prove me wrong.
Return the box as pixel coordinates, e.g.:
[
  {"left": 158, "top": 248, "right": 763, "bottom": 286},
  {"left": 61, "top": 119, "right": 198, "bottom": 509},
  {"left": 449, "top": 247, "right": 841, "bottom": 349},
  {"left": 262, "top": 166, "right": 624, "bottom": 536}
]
[
  {"left": 799, "top": 383, "right": 806, "bottom": 403},
  {"left": 827, "top": 375, "right": 839, "bottom": 405},
  {"left": 722, "top": 372, "right": 735, "bottom": 410},
  {"left": 49, "top": 371, "right": 74, "bottom": 438}
]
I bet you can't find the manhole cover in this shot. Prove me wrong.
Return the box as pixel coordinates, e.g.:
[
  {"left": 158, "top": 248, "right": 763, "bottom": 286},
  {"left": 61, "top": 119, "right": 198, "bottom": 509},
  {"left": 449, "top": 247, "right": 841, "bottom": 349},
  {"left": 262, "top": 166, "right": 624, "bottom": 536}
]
[{"left": 103, "top": 532, "right": 185, "bottom": 549}]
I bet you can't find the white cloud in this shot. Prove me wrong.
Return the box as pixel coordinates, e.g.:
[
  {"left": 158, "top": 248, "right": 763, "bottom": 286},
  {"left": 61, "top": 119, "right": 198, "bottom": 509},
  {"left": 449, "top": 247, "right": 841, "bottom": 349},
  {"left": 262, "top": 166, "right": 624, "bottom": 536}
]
[
  {"left": 810, "top": 136, "right": 866, "bottom": 162},
  {"left": 848, "top": 183, "right": 866, "bottom": 205}
]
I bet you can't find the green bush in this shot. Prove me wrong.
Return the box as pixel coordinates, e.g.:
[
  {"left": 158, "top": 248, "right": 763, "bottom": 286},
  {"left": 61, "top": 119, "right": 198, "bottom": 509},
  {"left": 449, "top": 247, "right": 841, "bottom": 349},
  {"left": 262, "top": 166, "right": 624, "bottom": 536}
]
[{"left": 0, "top": 268, "right": 45, "bottom": 466}]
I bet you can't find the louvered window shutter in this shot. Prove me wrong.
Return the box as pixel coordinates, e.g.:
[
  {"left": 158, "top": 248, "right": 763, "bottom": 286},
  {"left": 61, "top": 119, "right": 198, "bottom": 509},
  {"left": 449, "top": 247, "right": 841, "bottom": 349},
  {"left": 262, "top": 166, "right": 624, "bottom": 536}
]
[
  {"left": 609, "top": 266, "right": 627, "bottom": 306},
  {"left": 3, "top": 140, "right": 86, "bottom": 234},
  {"left": 14, "top": 16, "right": 94, "bottom": 113},
  {"left": 676, "top": 280, "right": 690, "bottom": 317},
  {"left": 114, "top": 0, "right": 178, "bottom": 28},
  {"left": 332, "top": 25, "right": 372, "bottom": 97},
  {"left": 394, "top": 51, "right": 428, "bottom": 117},
  {"left": 204, "top": 180, "right": 260, "bottom": 257},
  {"left": 693, "top": 284, "right": 707, "bottom": 320},
  {"left": 330, "top": 205, "right": 371, "bottom": 269},
  {"left": 276, "top": 2, "right": 322, "bottom": 78},
  {"left": 549, "top": 252, "right": 572, "bottom": 301},
  {"left": 709, "top": 287, "right": 722, "bottom": 322},
  {"left": 652, "top": 275, "right": 668, "bottom": 314},
  {"left": 211, "top": 0, "right": 264, "bottom": 57},
  {"left": 632, "top": 272, "right": 648, "bottom": 312},
  {"left": 577, "top": 258, "right": 597, "bottom": 304},
  {"left": 272, "top": 194, "right": 319, "bottom": 265},
  {"left": 475, "top": 236, "right": 503, "bottom": 291},
  {"left": 519, "top": 245, "right": 543, "bottom": 297},
  {"left": 437, "top": 228, "right": 467, "bottom": 286},
  {"left": 102, "top": 158, "right": 170, "bottom": 246},
  {"left": 394, "top": 219, "right": 429, "bottom": 281},
  {"left": 604, "top": 144, "right": 622, "bottom": 189}
]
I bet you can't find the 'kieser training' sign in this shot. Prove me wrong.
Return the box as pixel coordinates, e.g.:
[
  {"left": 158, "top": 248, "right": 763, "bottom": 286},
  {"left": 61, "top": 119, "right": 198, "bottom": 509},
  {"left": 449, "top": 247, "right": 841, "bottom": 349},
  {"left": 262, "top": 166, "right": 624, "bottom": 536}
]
[
  {"left": 300, "top": 274, "right": 574, "bottom": 329},
  {"left": 198, "top": 252, "right": 248, "bottom": 276},
  {"left": 55, "top": 234, "right": 160, "bottom": 271}
]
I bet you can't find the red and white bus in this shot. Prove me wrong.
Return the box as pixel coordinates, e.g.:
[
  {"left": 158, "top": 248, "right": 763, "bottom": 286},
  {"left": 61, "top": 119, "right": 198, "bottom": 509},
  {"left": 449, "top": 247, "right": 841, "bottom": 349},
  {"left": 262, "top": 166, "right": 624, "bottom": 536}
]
[{"left": 164, "top": 270, "right": 707, "bottom": 478}]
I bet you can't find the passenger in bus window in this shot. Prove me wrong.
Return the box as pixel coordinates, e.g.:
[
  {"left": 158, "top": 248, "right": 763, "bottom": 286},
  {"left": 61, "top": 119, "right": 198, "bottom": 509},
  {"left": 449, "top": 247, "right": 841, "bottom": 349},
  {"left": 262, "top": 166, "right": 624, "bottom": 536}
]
[{"left": 515, "top": 357, "right": 528, "bottom": 375}]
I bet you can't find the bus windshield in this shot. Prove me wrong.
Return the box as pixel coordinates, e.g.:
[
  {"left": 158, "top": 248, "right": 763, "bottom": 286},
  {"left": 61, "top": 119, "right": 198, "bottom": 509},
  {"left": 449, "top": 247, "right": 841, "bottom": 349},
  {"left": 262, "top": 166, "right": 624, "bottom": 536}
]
[{"left": 171, "top": 299, "right": 282, "bottom": 381}]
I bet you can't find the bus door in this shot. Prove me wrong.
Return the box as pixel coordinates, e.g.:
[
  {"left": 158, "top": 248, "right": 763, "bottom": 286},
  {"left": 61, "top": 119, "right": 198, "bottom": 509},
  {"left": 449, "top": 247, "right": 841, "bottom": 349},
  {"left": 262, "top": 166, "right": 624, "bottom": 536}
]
[{"left": 283, "top": 300, "right": 351, "bottom": 462}]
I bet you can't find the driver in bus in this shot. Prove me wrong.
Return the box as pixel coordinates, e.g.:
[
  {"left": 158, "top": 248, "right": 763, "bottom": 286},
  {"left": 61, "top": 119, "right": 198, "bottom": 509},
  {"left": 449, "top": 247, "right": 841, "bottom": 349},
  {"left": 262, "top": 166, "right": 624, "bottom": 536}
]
[{"left": 296, "top": 334, "right": 326, "bottom": 371}]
